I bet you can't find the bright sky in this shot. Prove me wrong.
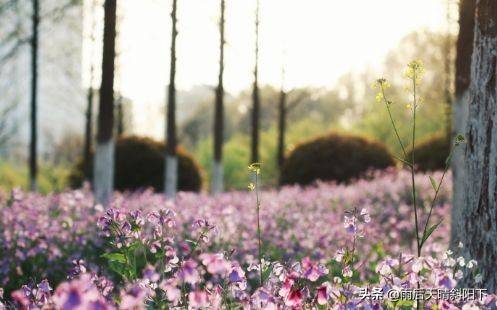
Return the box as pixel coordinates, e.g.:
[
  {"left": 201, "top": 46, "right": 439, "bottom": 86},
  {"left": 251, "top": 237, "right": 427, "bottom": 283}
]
[{"left": 84, "top": 0, "right": 450, "bottom": 138}]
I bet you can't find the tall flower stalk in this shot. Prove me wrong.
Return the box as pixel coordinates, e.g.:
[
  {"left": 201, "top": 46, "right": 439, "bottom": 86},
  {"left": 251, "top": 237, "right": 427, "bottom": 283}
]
[
  {"left": 374, "top": 61, "right": 464, "bottom": 257},
  {"left": 248, "top": 163, "right": 263, "bottom": 286}
]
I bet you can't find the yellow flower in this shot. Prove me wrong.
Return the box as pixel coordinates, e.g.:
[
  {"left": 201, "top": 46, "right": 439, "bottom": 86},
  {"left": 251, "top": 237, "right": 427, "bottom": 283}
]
[
  {"left": 404, "top": 60, "right": 425, "bottom": 84},
  {"left": 248, "top": 163, "right": 261, "bottom": 175},
  {"left": 405, "top": 104, "right": 412, "bottom": 109},
  {"left": 248, "top": 183, "right": 255, "bottom": 191},
  {"left": 375, "top": 93, "right": 383, "bottom": 103},
  {"left": 373, "top": 78, "right": 390, "bottom": 89}
]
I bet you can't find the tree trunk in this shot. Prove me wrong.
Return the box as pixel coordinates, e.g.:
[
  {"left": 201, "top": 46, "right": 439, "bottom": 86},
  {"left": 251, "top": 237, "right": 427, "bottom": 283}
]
[
  {"left": 250, "top": 0, "right": 260, "bottom": 164},
  {"left": 443, "top": 0, "right": 454, "bottom": 140},
  {"left": 116, "top": 96, "right": 124, "bottom": 136},
  {"left": 212, "top": 0, "right": 225, "bottom": 194},
  {"left": 459, "top": 0, "right": 497, "bottom": 291},
  {"left": 83, "top": 86, "right": 93, "bottom": 180},
  {"left": 277, "top": 89, "right": 286, "bottom": 168},
  {"left": 84, "top": 0, "right": 97, "bottom": 182},
  {"left": 29, "top": 0, "right": 39, "bottom": 191},
  {"left": 94, "top": 0, "right": 117, "bottom": 205},
  {"left": 165, "top": 0, "right": 178, "bottom": 197},
  {"left": 450, "top": 0, "right": 476, "bottom": 248}
]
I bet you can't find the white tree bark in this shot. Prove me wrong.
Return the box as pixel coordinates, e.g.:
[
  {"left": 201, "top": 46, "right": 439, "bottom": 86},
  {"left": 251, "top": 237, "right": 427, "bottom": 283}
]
[
  {"left": 165, "top": 155, "right": 178, "bottom": 198},
  {"left": 211, "top": 160, "right": 224, "bottom": 194},
  {"left": 93, "top": 140, "right": 114, "bottom": 205},
  {"left": 460, "top": 0, "right": 497, "bottom": 290},
  {"left": 450, "top": 91, "right": 469, "bottom": 246}
]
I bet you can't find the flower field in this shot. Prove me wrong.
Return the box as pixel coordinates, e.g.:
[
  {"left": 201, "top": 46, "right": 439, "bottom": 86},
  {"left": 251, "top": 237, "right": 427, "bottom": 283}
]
[{"left": 0, "top": 170, "right": 494, "bottom": 309}]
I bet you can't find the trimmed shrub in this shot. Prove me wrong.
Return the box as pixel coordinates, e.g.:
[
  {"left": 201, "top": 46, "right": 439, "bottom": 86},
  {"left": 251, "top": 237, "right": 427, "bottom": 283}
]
[
  {"left": 69, "top": 136, "right": 203, "bottom": 192},
  {"left": 280, "top": 133, "right": 395, "bottom": 186},
  {"left": 406, "top": 133, "right": 450, "bottom": 172}
]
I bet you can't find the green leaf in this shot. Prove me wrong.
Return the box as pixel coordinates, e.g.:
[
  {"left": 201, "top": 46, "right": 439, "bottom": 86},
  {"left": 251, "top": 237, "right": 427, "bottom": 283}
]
[
  {"left": 393, "top": 155, "right": 412, "bottom": 167},
  {"left": 108, "top": 261, "right": 128, "bottom": 279},
  {"left": 429, "top": 176, "right": 437, "bottom": 191},
  {"left": 101, "top": 252, "right": 127, "bottom": 264},
  {"left": 420, "top": 220, "right": 443, "bottom": 248}
]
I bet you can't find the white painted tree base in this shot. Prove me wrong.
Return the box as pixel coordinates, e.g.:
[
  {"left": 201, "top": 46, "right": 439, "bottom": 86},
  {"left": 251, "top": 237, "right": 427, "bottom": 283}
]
[
  {"left": 94, "top": 140, "right": 115, "bottom": 206},
  {"left": 211, "top": 161, "right": 224, "bottom": 194},
  {"left": 29, "top": 179, "right": 37, "bottom": 192},
  {"left": 165, "top": 155, "right": 178, "bottom": 198}
]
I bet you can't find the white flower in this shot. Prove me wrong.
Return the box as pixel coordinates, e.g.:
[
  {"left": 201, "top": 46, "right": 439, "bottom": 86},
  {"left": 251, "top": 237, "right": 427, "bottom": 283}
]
[
  {"left": 342, "top": 266, "right": 353, "bottom": 278},
  {"left": 360, "top": 208, "right": 371, "bottom": 223},
  {"left": 442, "top": 250, "right": 453, "bottom": 260},
  {"left": 379, "top": 264, "right": 391, "bottom": 276},
  {"left": 467, "top": 259, "right": 477, "bottom": 269},
  {"left": 412, "top": 259, "right": 423, "bottom": 273},
  {"left": 458, "top": 242, "right": 464, "bottom": 248},
  {"left": 335, "top": 248, "right": 345, "bottom": 262},
  {"left": 457, "top": 256, "right": 466, "bottom": 267},
  {"left": 444, "top": 257, "right": 456, "bottom": 267}
]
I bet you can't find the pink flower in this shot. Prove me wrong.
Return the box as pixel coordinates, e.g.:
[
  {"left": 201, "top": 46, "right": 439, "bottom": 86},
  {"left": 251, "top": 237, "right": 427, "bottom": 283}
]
[
  {"left": 159, "top": 279, "right": 181, "bottom": 304},
  {"left": 285, "top": 288, "right": 303, "bottom": 307},
  {"left": 119, "top": 283, "right": 150, "bottom": 309},
  {"left": 177, "top": 260, "right": 200, "bottom": 284},
  {"left": 143, "top": 265, "right": 160, "bottom": 283},
  {"left": 199, "top": 253, "right": 230, "bottom": 275},
  {"left": 316, "top": 283, "right": 330, "bottom": 305},
  {"left": 188, "top": 290, "right": 209, "bottom": 309},
  {"left": 302, "top": 257, "right": 328, "bottom": 282},
  {"left": 53, "top": 275, "right": 109, "bottom": 310},
  {"left": 344, "top": 215, "right": 357, "bottom": 233}
]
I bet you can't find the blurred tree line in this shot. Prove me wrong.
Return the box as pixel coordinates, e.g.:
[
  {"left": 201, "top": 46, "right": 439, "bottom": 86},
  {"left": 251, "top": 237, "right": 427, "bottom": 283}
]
[
  {"left": 0, "top": 27, "right": 453, "bottom": 192},
  {"left": 181, "top": 29, "right": 453, "bottom": 189}
]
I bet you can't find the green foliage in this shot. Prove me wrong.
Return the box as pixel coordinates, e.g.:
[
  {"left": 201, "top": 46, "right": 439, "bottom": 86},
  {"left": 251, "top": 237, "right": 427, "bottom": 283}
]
[
  {"left": 405, "top": 133, "right": 450, "bottom": 172},
  {"left": 69, "top": 136, "right": 203, "bottom": 192},
  {"left": 351, "top": 30, "right": 453, "bottom": 155},
  {"left": 280, "top": 133, "right": 395, "bottom": 186},
  {"left": 194, "top": 117, "right": 333, "bottom": 190},
  {"left": 0, "top": 160, "right": 69, "bottom": 193}
]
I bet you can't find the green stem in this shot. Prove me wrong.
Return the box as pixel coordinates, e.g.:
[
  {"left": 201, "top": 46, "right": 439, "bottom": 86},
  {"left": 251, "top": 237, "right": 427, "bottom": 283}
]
[
  {"left": 381, "top": 86, "right": 408, "bottom": 159},
  {"left": 411, "top": 74, "right": 421, "bottom": 258},
  {"left": 255, "top": 172, "right": 263, "bottom": 286},
  {"left": 420, "top": 149, "right": 454, "bottom": 251}
]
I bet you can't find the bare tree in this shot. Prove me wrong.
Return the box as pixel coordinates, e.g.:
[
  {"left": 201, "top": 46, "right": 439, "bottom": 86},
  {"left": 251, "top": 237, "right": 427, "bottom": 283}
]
[
  {"left": 165, "top": 0, "right": 178, "bottom": 197},
  {"left": 450, "top": 0, "right": 476, "bottom": 248},
  {"left": 250, "top": 0, "right": 260, "bottom": 164},
  {"left": 29, "top": 0, "right": 39, "bottom": 191},
  {"left": 116, "top": 96, "right": 124, "bottom": 137},
  {"left": 459, "top": 0, "right": 497, "bottom": 291},
  {"left": 212, "top": 0, "right": 225, "bottom": 193},
  {"left": 277, "top": 85, "right": 307, "bottom": 169},
  {"left": 94, "top": 0, "right": 117, "bottom": 204},
  {"left": 83, "top": 0, "right": 97, "bottom": 182}
]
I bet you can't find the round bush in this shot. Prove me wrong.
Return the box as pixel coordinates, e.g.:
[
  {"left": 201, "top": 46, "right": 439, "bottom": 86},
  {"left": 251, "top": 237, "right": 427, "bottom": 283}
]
[
  {"left": 406, "top": 133, "right": 450, "bottom": 172},
  {"left": 280, "top": 133, "right": 395, "bottom": 186},
  {"left": 69, "top": 136, "right": 203, "bottom": 192}
]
